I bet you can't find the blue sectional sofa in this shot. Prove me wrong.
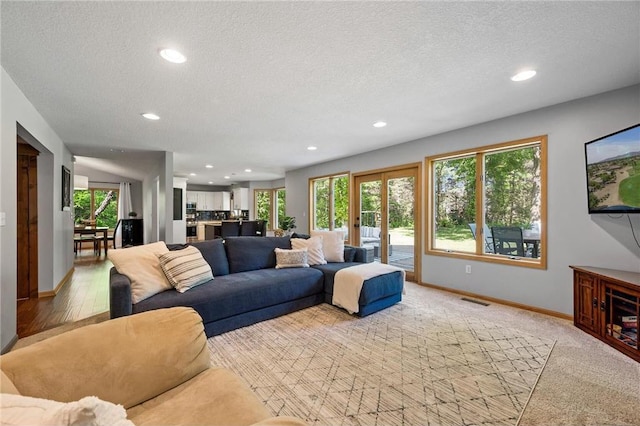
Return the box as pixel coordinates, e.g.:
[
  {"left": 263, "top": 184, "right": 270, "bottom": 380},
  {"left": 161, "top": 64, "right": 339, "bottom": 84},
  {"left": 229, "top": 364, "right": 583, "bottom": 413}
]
[{"left": 109, "top": 236, "right": 404, "bottom": 337}]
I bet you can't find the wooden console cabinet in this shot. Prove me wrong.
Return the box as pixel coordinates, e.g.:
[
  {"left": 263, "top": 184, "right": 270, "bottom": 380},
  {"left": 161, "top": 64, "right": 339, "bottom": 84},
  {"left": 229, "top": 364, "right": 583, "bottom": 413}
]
[{"left": 571, "top": 266, "right": 639, "bottom": 362}]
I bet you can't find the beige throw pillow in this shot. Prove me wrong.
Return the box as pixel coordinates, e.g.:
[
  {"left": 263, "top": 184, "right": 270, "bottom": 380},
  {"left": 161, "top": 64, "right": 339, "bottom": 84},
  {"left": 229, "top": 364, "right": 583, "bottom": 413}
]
[
  {"left": 0, "top": 394, "right": 134, "bottom": 426},
  {"left": 291, "top": 236, "right": 327, "bottom": 266},
  {"left": 274, "top": 248, "right": 309, "bottom": 269},
  {"left": 310, "top": 230, "right": 345, "bottom": 262},
  {"left": 107, "top": 241, "right": 171, "bottom": 304},
  {"left": 158, "top": 246, "right": 213, "bottom": 293}
]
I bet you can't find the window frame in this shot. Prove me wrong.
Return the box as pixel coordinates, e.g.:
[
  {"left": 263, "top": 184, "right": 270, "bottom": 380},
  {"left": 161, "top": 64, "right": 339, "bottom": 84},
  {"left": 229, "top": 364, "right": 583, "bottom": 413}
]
[
  {"left": 308, "top": 172, "right": 350, "bottom": 239},
  {"left": 425, "top": 135, "right": 547, "bottom": 269},
  {"left": 73, "top": 186, "right": 120, "bottom": 229}
]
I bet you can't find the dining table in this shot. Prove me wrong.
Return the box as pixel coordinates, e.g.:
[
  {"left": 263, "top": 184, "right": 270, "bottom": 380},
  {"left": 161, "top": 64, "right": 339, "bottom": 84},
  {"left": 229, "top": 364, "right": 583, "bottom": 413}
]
[
  {"left": 522, "top": 229, "right": 541, "bottom": 258},
  {"left": 74, "top": 226, "right": 110, "bottom": 255}
]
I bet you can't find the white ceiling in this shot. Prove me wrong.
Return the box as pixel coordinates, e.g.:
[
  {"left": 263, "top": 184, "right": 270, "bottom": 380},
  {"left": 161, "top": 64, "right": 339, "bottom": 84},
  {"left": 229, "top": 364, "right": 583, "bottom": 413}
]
[{"left": 2, "top": 1, "right": 639, "bottom": 185}]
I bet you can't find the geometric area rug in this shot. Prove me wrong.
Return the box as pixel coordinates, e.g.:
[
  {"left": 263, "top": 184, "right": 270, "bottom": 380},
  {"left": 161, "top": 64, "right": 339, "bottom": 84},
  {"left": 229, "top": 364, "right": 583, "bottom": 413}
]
[{"left": 208, "top": 295, "right": 555, "bottom": 426}]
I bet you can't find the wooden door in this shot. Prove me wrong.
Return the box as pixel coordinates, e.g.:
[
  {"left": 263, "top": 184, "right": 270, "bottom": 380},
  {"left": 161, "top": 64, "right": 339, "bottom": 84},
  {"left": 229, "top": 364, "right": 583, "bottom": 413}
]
[{"left": 17, "top": 139, "right": 39, "bottom": 300}]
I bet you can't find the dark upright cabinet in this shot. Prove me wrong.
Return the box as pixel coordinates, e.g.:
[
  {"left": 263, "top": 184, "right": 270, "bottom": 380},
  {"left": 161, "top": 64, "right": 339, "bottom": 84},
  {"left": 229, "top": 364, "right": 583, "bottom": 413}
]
[{"left": 121, "top": 219, "right": 143, "bottom": 247}]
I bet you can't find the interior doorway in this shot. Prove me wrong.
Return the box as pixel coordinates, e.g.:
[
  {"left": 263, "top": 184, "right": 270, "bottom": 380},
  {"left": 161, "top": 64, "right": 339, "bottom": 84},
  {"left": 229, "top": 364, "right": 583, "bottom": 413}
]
[
  {"left": 353, "top": 163, "right": 421, "bottom": 282},
  {"left": 16, "top": 137, "right": 39, "bottom": 301}
]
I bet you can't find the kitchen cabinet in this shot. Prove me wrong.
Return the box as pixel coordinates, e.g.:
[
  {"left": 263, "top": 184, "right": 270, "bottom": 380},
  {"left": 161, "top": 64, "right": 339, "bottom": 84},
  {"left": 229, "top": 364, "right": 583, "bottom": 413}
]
[
  {"left": 233, "top": 188, "right": 249, "bottom": 210},
  {"left": 571, "top": 266, "right": 640, "bottom": 362},
  {"left": 186, "top": 191, "right": 198, "bottom": 204},
  {"left": 212, "top": 191, "right": 231, "bottom": 211},
  {"left": 190, "top": 191, "right": 231, "bottom": 211}
]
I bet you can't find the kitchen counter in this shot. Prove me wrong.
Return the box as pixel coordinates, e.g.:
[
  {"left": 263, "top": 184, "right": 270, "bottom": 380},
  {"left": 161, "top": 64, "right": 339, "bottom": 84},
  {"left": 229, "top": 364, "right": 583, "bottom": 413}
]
[{"left": 196, "top": 221, "right": 221, "bottom": 240}]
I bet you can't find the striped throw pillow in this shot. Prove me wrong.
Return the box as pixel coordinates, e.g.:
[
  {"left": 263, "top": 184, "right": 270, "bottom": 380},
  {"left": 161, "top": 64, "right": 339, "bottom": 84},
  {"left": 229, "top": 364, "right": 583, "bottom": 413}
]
[
  {"left": 291, "top": 236, "right": 326, "bottom": 266},
  {"left": 158, "top": 246, "right": 213, "bottom": 293}
]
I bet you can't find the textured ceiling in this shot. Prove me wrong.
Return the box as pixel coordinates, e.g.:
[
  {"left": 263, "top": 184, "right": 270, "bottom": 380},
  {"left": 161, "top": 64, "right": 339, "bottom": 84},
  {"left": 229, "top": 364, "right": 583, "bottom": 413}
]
[{"left": 2, "top": 1, "right": 639, "bottom": 185}]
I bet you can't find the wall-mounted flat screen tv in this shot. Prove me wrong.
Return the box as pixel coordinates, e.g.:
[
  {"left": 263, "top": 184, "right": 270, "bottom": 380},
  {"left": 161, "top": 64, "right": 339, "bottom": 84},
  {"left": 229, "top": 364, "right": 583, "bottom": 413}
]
[{"left": 585, "top": 123, "right": 640, "bottom": 214}]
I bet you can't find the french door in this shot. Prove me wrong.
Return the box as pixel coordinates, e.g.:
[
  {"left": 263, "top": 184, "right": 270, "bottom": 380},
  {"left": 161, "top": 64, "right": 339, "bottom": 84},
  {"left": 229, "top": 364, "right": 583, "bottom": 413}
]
[{"left": 353, "top": 164, "right": 420, "bottom": 282}]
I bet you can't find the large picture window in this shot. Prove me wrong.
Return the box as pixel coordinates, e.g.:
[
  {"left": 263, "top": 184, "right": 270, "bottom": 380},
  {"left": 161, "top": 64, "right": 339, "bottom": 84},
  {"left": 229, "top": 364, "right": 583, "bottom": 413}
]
[
  {"left": 73, "top": 187, "right": 119, "bottom": 228},
  {"left": 426, "top": 136, "right": 546, "bottom": 268},
  {"left": 310, "top": 173, "right": 349, "bottom": 239}
]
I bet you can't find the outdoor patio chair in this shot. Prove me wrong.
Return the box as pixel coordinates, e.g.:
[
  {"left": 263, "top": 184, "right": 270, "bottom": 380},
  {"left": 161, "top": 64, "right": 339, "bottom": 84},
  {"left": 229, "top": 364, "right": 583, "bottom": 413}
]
[
  {"left": 491, "top": 226, "right": 525, "bottom": 257},
  {"left": 468, "top": 223, "right": 494, "bottom": 253}
]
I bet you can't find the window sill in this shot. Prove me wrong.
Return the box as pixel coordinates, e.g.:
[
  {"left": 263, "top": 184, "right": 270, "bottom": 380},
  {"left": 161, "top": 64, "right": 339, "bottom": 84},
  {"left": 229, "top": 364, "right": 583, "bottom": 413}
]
[{"left": 426, "top": 248, "right": 546, "bottom": 270}]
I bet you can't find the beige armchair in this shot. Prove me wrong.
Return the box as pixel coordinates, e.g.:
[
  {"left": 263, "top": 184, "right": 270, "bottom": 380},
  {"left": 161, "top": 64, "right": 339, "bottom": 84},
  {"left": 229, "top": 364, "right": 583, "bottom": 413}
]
[{"left": 0, "top": 307, "right": 306, "bottom": 426}]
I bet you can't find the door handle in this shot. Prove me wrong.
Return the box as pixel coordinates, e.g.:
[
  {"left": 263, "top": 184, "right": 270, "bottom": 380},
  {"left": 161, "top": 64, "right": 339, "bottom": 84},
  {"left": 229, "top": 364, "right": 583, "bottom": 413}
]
[
  {"left": 592, "top": 297, "right": 598, "bottom": 308},
  {"left": 600, "top": 300, "right": 606, "bottom": 311}
]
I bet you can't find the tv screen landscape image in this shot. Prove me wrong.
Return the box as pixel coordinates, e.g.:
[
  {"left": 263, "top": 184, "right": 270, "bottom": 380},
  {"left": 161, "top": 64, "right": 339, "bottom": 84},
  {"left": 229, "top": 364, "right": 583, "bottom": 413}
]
[{"left": 585, "top": 123, "right": 640, "bottom": 214}]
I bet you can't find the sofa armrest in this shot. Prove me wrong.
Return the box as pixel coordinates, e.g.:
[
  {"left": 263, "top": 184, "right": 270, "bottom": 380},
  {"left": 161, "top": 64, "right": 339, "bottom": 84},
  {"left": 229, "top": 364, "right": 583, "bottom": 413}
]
[
  {"left": 345, "top": 245, "right": 371, "bottom": 263},
  {"left": 0, "top": 307, "right": 210, "bottom": 409},
  {"left": 109, "top": 267, "right": 132, "bottom": 318}
]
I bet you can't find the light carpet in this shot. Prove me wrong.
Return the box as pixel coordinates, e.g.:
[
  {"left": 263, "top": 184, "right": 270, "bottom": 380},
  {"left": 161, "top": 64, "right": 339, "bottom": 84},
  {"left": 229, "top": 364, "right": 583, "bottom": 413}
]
[{"left": 208, "top": 289, "right": 555, "bottom": 425}]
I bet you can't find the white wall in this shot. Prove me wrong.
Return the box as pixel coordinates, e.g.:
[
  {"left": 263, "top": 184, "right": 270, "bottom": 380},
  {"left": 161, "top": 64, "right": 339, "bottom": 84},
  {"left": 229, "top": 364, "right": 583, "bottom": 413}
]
[
  {"left": 1, "top": 67, "right": 75, "bottom": 351},
  {"left": 286, "top": 85, "right": 640, "bottom": 316},
  {"left": 142, "top": 151, "right": 174, "bottom": 244}
]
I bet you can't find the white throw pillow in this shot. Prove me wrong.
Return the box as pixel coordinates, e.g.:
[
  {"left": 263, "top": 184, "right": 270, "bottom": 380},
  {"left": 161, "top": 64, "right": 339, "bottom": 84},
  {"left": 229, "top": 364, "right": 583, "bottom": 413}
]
[
  {"left": 0, "top": 393, "right": 134, "bottom": 426},
  {"left": 157, "top": 246, "right": 213, "bottom": 293},
  {"left": 310, "top": 230, "right": 345, "bottom": 262},
  {"left": 274, "top": 248, "right": 309, "bottom": 269},
  {"left": 107, "top": 241, "right": 171, "bottom": 304},
  {"left": 291, "top": 236, "right": 327, "bottom": 266}
]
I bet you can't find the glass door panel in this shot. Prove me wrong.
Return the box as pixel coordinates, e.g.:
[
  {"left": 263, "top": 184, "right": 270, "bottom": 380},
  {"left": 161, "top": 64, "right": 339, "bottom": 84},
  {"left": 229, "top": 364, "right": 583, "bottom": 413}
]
[
  {"left": 387, "top": 176, "right": 415, "bottom": 273},
  {"left": 355, "top": 166, "right": 419, "bottom": 281}
]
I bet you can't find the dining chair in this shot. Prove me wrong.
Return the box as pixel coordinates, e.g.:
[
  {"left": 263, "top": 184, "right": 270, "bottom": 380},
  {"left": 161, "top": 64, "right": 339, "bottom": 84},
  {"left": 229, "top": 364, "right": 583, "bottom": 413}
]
[
  {"left": 107, "top": 219, "right": 122, "bottom": 249},
  {"left": 491, "top": 226, "right": 525, "bottom": 257},
  {"left": 221, "top": 221, "right": 241, "bottom": 238},
  {"left": 75, "top": 229, "right": 101, "bottom": 256},
  {"left": 239, "top": 220, "right": 260, "bottom": 236}
]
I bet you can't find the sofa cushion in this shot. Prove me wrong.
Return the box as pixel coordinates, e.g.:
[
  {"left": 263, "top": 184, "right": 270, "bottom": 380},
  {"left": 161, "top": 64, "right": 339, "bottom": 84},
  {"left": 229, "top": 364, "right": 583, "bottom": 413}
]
[
  {"left": 310, "top": 230, "right": 345, "bottom": 262},
  {"left": 291, "top": 236, "right": 326, "bottom": 265},
  {"left": 224, "top": 236, "right": 291, "bottom": 273},
  {"left": 190, "top": 239, "right": 229, "bottom": 276},
  {"left": 312, "top": 263, "right": 404, "bottom": 305},
  {"left": 158, "top": 246, "right": 213, "bottom": 293},
  {"left": 1, "top": 370, "right": 19, "bottom": 395},
  {"left": 107, "top": 241, "right": 171, "bottom": 304},
  {"left": 275, "top": 248, "right": 309, "bottom": 269},
  {"left": 133, "top": 268, "right": 324, "bottom": 324},
  {"left": 127, "top": 368, "right": 271, "bottom": 426}
]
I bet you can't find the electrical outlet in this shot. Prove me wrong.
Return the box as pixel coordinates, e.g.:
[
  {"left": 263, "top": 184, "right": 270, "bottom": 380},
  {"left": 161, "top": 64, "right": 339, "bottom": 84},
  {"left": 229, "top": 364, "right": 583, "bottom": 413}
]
[
  {"left": 0, "top": 212, "right": 5, "bottom": 227},
  {"left": 465, "top": 265, "right": 471, "bottom": 274}
]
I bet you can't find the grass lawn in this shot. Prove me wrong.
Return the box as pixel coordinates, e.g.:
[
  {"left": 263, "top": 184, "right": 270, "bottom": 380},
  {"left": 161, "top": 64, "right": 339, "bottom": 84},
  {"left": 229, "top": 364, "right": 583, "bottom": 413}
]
[
  {"left": 620, "top": 173, "right": 640, "bottom": 207},
  {"left": 434, "top": 225, "right": 475, "bottom": 252}
]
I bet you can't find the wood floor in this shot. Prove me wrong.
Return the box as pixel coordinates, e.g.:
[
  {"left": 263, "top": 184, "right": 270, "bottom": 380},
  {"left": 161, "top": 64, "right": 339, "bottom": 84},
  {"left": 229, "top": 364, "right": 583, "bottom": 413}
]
[{"left": 17, "top": 250, "right": 111, "bottom": 338}]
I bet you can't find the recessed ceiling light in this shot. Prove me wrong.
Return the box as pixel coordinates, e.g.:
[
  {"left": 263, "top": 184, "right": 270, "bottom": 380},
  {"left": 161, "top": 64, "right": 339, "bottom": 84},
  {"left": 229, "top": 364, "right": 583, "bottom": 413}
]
[
  {"left": 141, "top": 113, "right": 160, "bottom": 120},
  {"left": 373, "top": 121, "right": 387, "bottom": 128},
  {"left": 307, "top": 146, "right": 317, "bottom": 151},
  {"left": 189, "top": 173, "right": 196, "bottom": 176},
  {"left": 245, "top": 169, "right": 252, "bottom": 173},
  {"left": 511, "top": 70, "right": 536, "bottom": 82},
  {"left": 224, "top": 176, "right": 230, "bottom": 179},
  {"left": 159, "top": 48, "right": 186, "bottom": 64},
  {"left": 208, "top": 181, "right": 213, "bottom": 184},
  {"left": 205, "top": 164, "right": 214, "bottom": 169}
]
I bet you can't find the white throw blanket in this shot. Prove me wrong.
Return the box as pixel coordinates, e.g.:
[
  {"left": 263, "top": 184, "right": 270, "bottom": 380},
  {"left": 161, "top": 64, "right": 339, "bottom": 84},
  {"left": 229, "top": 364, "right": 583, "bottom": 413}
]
[{"left": 332, "top": 263, "right": 406, "bottom": 314}]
